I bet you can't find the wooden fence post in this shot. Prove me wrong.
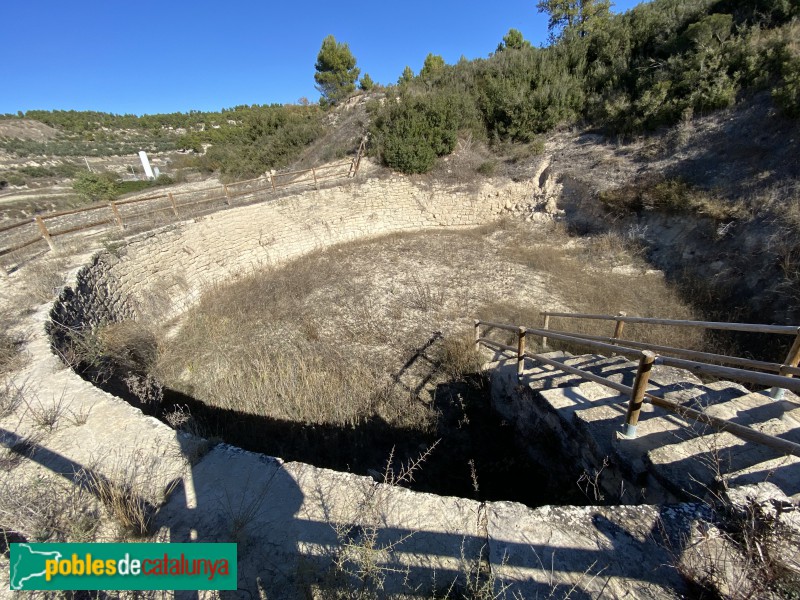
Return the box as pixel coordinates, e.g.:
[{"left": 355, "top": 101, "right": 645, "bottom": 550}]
[
  {"left": 474, "top": 320, "right": 481, "bottom": 350},
  {"left": 541, "top": 314, "right": 550, "bottom": 349},
  {"left": 109, "top": 202, "right": 124, "bottom": 230},
  {"left": 223, "top": 184, "right": 231, "bottom": 206},
  {"left": 351, "top": 137, "right": 366, "bottom": 178},
  {"left": 612, "top": 311, "right": 627, "bottom": 344},
  {"left": 353, "top": 150, "right": 363, "bottom": 177},
  {"left": 35, "top": 216, "right": 55, "bottom": 251},
  {"left": 312, "top": 167, "right": 319, "bottom": 190},
  {"left": 269, "top": 171, "right": 276, "bottom": 192},
  {"left": 772, "top": 328, "right": 800, "bottom": 399},
  {"left": 517, "top": 326, "right": 527, "bottom": 378},
  {"left": 624, "top": 350, "right": 657, "bottom": 438},
  {"left": 168, "top": 193, "right": 179, "bottom": 217},
  {"left": 611, "top": 311, "right": 627, "bottom": 357}
]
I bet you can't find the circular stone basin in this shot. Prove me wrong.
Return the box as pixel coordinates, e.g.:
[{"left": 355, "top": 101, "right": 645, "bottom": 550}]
[{"left": 50, "top": 177, "right": 583, "bottom": 505}]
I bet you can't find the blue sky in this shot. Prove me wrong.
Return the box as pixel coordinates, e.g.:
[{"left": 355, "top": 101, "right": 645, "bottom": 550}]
[{"left": 4, "top": 1, "right": 645, "bottom": 116}]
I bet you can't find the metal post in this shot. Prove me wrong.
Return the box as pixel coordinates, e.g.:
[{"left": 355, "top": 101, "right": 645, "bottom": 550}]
[
  {"left": 35, "top": 216, "right": 55, "bottom": 251},
  {"left": 474, "top": 320, "right": 481, "bottom": 350},
  {"left": 624, "top": 350, "right": 657, "bottom": 438},
  {"left": 517, "top": 326, "right": 526, "bottom": 378}
]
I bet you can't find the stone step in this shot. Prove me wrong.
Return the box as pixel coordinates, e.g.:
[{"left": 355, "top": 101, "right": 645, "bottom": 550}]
[
  {"left": 661, "top": 379, "right": 751, "bottom": 411},
  {"left": 520, "top": 353, "right": 593, "bottom": 391},
  {"left": 646, "top": 417, "right": 800, "bottom": 500},
  {"left": 561, "top": 354, "right": 707, "bottom": 391},
  {"left": 539, "top": 383, "right": 693, "bottom": 502},
  {"left": 725, "top": 455, "right": 800, "bottom": 502},
  {"left": 702, "top": 390, "right": 799, "bottom": 428}
]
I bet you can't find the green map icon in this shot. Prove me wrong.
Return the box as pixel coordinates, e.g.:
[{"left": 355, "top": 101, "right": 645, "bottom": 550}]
[{"left": 10, "top": 544, "right": 63, "bottom": 590}]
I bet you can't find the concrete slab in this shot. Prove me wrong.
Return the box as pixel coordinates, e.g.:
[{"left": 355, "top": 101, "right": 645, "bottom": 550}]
[{"left": 486, "top": 500, "right": 699, "bottom": 599}]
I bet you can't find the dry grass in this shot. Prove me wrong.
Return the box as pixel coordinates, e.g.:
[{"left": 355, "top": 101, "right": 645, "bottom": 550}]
[
  {"left": 81, "top": 469, "right": 152, "bottom": 538},
  {"left": 0, "top": 381, "right": 24, "bottom": 420},
  {"left": 0, "top": 312, "right": 24, "bottom": 379},
  {"left": 154, "top": 221, "right": 706, "bottom": 436},
  {"left": 155, "top": 227, "right": 527, "bottom": 434},
  {"left": 0, "top": 470, "right": 100, "bottom": 543},
  {"left": 94, "top": 320, "right": 158, "bottom": 372},
  {"left": 670, "top": 490, "right": 800, "bottom": 600},
  {"left": 599, "top": 175, "right": 747, "bottom": 222},
  {"left": 20, "top": 388, "right": 69, "bottom": 431},
  {"left": 78, "top": 450, "right": 176, "bottom": 539},
  {"left": 480, "top": 220, "right": 706, "bottom": 354},
  {"left": 439, "top": 334, "right": 484, "bottom": 380},
  {"left": 15, "top": 255, "right": 68, "bottom": 305}
]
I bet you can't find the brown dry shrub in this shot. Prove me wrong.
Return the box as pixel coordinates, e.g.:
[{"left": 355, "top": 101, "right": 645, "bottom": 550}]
[
  {"left": 483, "top": 220, "right": 706, "bottom": 354},
  {"left": 95, "top": 321, "right": 159, "bottom": 373},
  {"left": 0, "top": 313, "right": 24, "bottom": 378},
  {"left": 600, "top": 175, "right": 744, "bottom": 221},
  {"left": 439, "top": 333, "right": 484, "bottom": 380}
]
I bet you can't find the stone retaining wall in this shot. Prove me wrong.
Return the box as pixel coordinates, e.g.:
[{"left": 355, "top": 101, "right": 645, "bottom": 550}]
[{"left": 51, "top": 175, "right": 533, "bottom": 331}]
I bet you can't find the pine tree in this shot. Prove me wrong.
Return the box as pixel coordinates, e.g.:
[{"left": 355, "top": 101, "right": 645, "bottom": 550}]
[
  {"left": 497, "top": 28, "right": 531, "bottom": 52},
  {"left": 420, "top": 54, "right": 446, "bottom": 79},
  {"left": 359, "top": 73, "right": 375, "bottom": 91},
  {"left": 398, "top": 66, "right": 415, "bottom": 85},
  {"left": 314, "top": 35, "right": 360, "bottom": 105},
  {"left": 536, "top": 0, "right": 611, "bottom": 38}
]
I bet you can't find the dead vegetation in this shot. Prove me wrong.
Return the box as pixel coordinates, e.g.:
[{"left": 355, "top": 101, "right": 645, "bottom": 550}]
[
  {"left": 153, "top": 219, "right": 706, "bottom": 428},
  {"left": 0, "top": 471, "right": 101, "bottom": 546},
  {"left": 138, "top": 219, "right": 707, "bottom": 483},
  {"left": 0, "top": 308, "right": 26, "bottom": 379},
  {"left": 480, "top": 220, "right": 706, "bottom": 354},
  {"left": 599, "top": 174, "right": 748, "bottom": 222}
]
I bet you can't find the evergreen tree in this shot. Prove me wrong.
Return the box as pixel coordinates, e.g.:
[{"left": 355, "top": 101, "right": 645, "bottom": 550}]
[
  {"left": 497, "top": 28, "right": 531, "bottom": 52},
  {"left": 398, "top": 66, "right": 415, "bottom": 85},
  {"left": 314, "top": 35, "right": 360, "bottom": 105},
  {"left": 359, "top": 73, "right": 375, "bottom": 91},
  {"left": 536, "top": 0, "right": 611, "bottom": 38},
  {"left": 420, "top": 54, "right": 446, "bottom": 79}
]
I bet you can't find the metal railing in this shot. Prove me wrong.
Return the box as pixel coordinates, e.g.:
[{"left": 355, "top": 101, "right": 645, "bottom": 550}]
[{"left": 474, "top": 314, "right": 800, "bottom": 458}]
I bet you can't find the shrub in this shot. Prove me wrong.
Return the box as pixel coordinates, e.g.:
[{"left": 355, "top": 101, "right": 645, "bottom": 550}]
[
  {"left": 773, "top": 54, "right": 800, "bottom": 117},
  {"left": 476, "top": 160, "right": 496, "bottom": 176},
  {"left": 371, "top": 92, "right": 460, "bottom": 174},
  {"left": 72, "top": 171, "right": 119, "bottom": 201},
  {"left": 116, "top": 174, "right": 174, "bottom": 196},
  {"left": 600, "top": 176, "right": 740, "bottom": 220}
]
